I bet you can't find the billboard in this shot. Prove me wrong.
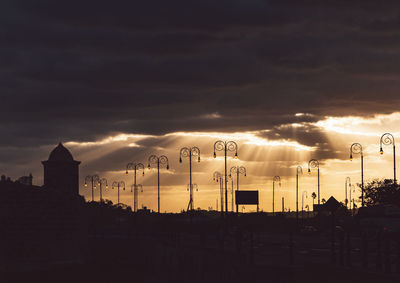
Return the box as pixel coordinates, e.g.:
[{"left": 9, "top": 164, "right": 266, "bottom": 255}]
[{"left": 236, "top": 190, "right": 259, "bottom": 205}]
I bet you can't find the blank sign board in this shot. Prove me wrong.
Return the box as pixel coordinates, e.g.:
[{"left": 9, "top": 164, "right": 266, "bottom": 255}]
[{"left": 235, "top": 190, "right": 259, "bottom": 205}]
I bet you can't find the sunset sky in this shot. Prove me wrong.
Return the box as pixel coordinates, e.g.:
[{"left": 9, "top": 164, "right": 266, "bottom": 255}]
[{"left": 2, "top": 1, "right": 400, "bottom": 212}]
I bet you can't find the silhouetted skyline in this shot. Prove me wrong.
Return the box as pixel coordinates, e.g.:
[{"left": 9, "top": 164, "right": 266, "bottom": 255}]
[{"left": 2, "top": 1, "right": 400, "bottom": 213}]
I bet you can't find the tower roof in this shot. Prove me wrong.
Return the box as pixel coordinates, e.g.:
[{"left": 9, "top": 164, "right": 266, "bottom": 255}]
[{"left": 48, "top": 143, "right": 74, "bottom": 162}]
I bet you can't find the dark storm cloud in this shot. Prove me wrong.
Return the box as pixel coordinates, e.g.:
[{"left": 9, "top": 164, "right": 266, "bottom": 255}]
[{"left": 2, "top": 0, "right": 400, "bottom": 149}]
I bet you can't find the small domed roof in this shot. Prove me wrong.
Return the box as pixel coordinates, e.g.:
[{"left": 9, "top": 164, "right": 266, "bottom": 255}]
[{"left": 48, "top": 143, "right": 74, "bottom": 162}]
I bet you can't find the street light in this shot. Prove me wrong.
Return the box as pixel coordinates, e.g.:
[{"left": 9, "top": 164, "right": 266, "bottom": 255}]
[
  {"left": 213, "top": 140, "right": 238, "bottom": 214},
  {"left": 126, "top": 162, "right": 145, "bottom": 212},
  {"left": 84, "top": 174, "right": 100, "bottom": 202},
  {"left": 98, "top": 178, "right": 108, "bottom": 202},
  {"left": 148, "top": 155, "right": 169, "bottom": 213},
  {"left": 345, "top": 177, "right": 351, "bottom": 210},
  {"left": 179, "top": 147, "right": 200, "bottom": 211},
  {"left": 272, "top": 176, "right": 281, "bottom": 216},
  {"left": 380, "top": 133, "right": 396, "bottom": 183},
  {"left": 350, "top": 184, "right": 356, "bottom": 216},
  {"left": 186, "top": 183, "right": 199, "bottom": 210},
  {"left": 308, "top": 159, "right": 320, "bottom": 205},
  {"left": 213, "top": 171, "right": 224, "bottom": 214},
  {"left": 131, "top": 184, "right": 143, "bottom": 210},
  {"left": 350, "top": 143, "right": 364, "bottom": 207},
  {"left": 296, "top": 166, "right": 303, "bottom": 222},
  {"left": 112, "top": 181, "right": 125, "bottom": 205},
  {"left": 302, "top": 191, "right": 308, "bottom": 220},
  {"left": 229, "top": 166, "right": 246, "bottom": 213}
]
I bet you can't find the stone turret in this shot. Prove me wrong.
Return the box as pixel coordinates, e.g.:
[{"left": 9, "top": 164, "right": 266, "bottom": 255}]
[{"left": 42, "top": 143, "right": 81, "bottom": 195}]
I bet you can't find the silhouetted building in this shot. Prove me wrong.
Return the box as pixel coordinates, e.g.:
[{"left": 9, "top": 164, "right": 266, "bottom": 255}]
[
  {"left": 17, "top": 173, "right": 33, "bottom": 186},
  {"left": 42, "top": 143, "right": 81, "bottom": 195},
  {"left": 0, "top": 143, "right": 86, "bottom": 272}
]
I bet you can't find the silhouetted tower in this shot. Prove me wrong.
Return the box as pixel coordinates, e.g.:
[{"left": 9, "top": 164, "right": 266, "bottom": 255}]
[{"left": 42, "top": 143, "right": 81, "bottom": 195}]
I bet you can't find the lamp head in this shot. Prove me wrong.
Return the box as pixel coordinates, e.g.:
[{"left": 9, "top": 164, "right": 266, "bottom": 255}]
[
  {"left": 179, "top": 157, "right": 182, "bottom": 163},
  {"left": 308, "top": 168, "right": 311, "bottom": 175},
  {"left": 125, "top": 170, "right": 128, "bottom": 175},
  {"left": 234, "top": 152, "right": 238, "bottom": 159},
  {"left": 148, "top": 164, "right": 151, "bottom": 169},
  {"left": 84, "top": 183, "right": 87, "bottom": 187},
  {"left": 213, "top": 152, "right": 216, "bottom": 158},
  {"left": 166, "top": 164, "right": 169, "bottom": 170},
  {"left": 142, "top": 171, "right": 145, "bottom": 176},
  {"left": 380, "top": 147, "right": 384, "bottom": 155},
  {"left": 349, "top": 154, "right": 353, "bottom": 161},
  {"left": 93, "top": 186, "right": 96, "bottom": 189},
  {"left": 106, "top": 185, "right": 108, "bottom": 189},
  {"left": 198, "top": 156, "right": 200, "bottom": 162}
]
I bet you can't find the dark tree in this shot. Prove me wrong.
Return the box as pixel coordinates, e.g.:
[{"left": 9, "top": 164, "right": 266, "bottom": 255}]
[{"left": 363, "top": 179, "right": 400, "bottom": 206}]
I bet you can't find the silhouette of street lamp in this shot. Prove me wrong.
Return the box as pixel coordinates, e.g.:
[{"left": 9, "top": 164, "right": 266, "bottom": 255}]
[
  {"left": 296, "top": 166, "right": 303, "bottom": 222},
  {"left": 131, "top": 184, "right": 143, "bottom": 210},
  {"left": 84, "top": 174, "right": 100, "bottom": 202},
  {"left": 98, "top": 178, "right": 108, "bottom": 202},
  {"left": 350, "top": 184, "right": 356, "bottom": 216},
  {"left": 148, "top": 155, "right": 169, "bottom": 213},
  {"left": 308, "top": 159, "right": 320, "bottom": 205},
  {"left": 350, "top": 143, "right": 364, "bottom": 207},
  {"left": 126, "top": 162, "right": 145, "bottom": 212},
  {"left": 179, "top": 147, "right": 200, "bottom": 211},
  {"left": 302, "top": 191, "right": 308, "bottom": 220},
  {"left": 272, "top": 176, "right": 281, "bottom": 216},
  {"left": 213, "top": 140, "right": 238, "bottom": 214},
  {"left": 229, "top": 166, "right": 246, "bottom": 213},
  {"left": 213, "top": 171, "right": 224, "bottom": 214},
  {"left": 345, "top": 177, "right": 351, "bottom": 210},
  {"left": 380, "top": 133, "right": 396, "bottom": 183},
  {"left": 112, "top": 181, "right": 125, "bottom": 205},
  {"left": 231, "top": 179, "right": 234, "bottom": 212},
  {"left": 186, "top": 183, "right": 199, "bottom": 210}
]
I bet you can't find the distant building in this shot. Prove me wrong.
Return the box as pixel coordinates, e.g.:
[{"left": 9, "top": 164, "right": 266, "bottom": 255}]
[
  {"left": 0, "top": 143, "right": 86, "bottom": 272},
  {"left": 17, "top": 173, "right": 33, "bottom": 186},
  {"left": 42, "top": 142, "right": 81, "bottom": 195}
]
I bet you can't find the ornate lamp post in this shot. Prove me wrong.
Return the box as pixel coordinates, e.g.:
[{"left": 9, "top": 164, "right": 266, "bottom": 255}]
[
  {"left": 272, "top": 176, "right": 281, "bottom": 216},
  {"left": 186, "top": 183, "right": 198, "bottom": 211},
  {"left": 126, "top": 162, "right": 145, "bottom": 212},
  {"left": 302, "top": 191, "right": 308, "bottom": 219},
  {"left": 350, "top": 184, "right": 356, "bottom": 216},
  {"left": 350, "top": 143, "right": 364, "bottom": 207},
  {"left": 148, "top": 155, "right": 169, "bottom": 213},
  {"left": 213, "top": 171, "right": 224, "bottom": 213},
  {"left": 98, "top": 178, "right": 108, "bottom": 202},
  {"left": 296, "top": 166, "right": 303, "bottom": 222},
  {"left": 231, "top": 178, "right": 234, "bottom": 212},
  {"left": 131, "top": 184, "right": 143, "bottom": 210},
  {"left": 380, "top": 133, "right": 396, "bottom": 183},
  {"left": 213, "top": 140, "right": 238, "bottom": 214},
  {"left": 229, "top": 166, "right": 246, "bottom": 213},
  {"left": 345, "top": 177, "right": 351, "bottom": 210},
  {"left": 112, "top": 181, "right": 125, "bottom": 205},
  {"left": 84, "top": 174, "right": 100, "bottom": 202},
  {"left": 179, "top": 147, "right": 200, "bottom": 211},
  {"left": 308, "top": 159, "right": 320, "bottom": 205}
]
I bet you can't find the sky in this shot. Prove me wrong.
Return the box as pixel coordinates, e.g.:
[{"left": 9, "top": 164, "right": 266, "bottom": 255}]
[{"left": 2, "top": 1, "right": 400, "bottom": 212}]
